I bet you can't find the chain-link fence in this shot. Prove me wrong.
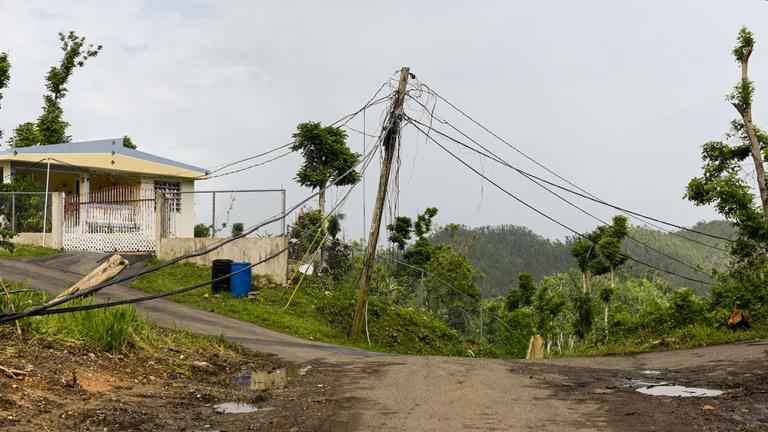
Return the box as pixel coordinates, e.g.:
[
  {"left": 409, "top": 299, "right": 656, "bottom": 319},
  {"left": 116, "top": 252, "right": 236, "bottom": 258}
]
[
  {"left": 0, "top": 192, "right": 53, "bottom": 233},
  {"left": 185, "top": 189, "right": 286, "bottom": 238},
  {"left": 286, "top": 226, "right": 526, "bottom": 356}
]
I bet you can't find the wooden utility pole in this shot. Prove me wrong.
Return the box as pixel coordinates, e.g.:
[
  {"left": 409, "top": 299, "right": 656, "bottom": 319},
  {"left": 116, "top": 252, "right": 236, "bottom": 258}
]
[{"left": 351, "top": 66, "right": 410, "bottom": 341}]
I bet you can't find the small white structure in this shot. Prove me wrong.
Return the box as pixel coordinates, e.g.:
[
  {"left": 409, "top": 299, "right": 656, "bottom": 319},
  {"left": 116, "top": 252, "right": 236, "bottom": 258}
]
[{"left": 0, "top": 138, "right": 207, "bottom": 251}]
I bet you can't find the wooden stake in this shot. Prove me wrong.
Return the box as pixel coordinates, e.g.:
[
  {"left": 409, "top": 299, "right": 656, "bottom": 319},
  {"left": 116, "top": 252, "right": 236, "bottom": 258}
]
[
  {"left": 350, "top": 67, "right": 410, "bottom": 341},
  {"left": 0, "top": 278, "right": 21, "bottom": 337}
]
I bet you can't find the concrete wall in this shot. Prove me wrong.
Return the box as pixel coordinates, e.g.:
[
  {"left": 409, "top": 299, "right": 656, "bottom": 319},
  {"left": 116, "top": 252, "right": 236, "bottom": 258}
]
[
  {"left": 157, "top": 236, "right": 288, "bottom": 284},
  {"left": 10, "top": 232, "right": 45, "bottom": 247}
]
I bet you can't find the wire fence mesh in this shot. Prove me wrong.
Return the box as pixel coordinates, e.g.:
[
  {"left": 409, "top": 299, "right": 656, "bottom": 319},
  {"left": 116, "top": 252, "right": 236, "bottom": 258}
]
[
  {"left": 184, "top": 189, "right": 286, "bottom": 238},
  {"left": 286, "top": 225, "right": 525, "bottom": 356},
  {"left": 0, "top": 192, "right": 53, "bottom": 233}
]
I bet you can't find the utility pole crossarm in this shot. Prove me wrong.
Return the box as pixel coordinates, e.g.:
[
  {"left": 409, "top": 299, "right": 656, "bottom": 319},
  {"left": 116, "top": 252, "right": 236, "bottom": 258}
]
[{"left": 350, "top": 66, "right": 410, "bottom": 341}]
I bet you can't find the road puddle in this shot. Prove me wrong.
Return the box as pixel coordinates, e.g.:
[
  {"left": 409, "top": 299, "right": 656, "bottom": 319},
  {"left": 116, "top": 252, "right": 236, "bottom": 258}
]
[
  {"left": 628, "top": 377, "right": 723, "bottom": 397},
  {"left": 232, "top": 366, "right": 311, "bottom": 391},
  {"left": 214, "top": 402, "right": 274, "bottom": 414},
  {"left": 636, "top": 384, "right": 723, "bottom": 397}
]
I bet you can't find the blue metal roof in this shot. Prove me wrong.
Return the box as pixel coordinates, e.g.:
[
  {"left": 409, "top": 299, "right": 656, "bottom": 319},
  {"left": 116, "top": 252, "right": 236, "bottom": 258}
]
[{"left": 0, "top": 138, "right": 207, "bottom": 174}]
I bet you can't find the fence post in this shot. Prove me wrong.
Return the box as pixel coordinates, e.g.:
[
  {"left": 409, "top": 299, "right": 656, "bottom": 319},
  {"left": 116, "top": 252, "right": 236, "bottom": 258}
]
[
  {"left": 479, "top": 305, "right": 484, "bottom": 339},
  {"left": 155, "top": 191, "right": 166, "bottom": 253},
  {"left": 418, "top": 270, "right": 425, "bottom": 310},
  {"left": 281, "top": 189, "right": 286, "bottom": 236},
  {"left": 10, "top": 193, "right": 15, "bottom": 232},
  {"left": 211, "top": 192, "right": 216, "bottom": 238},
  {"left": 50, "top": 192, "right": 63, "bottom": 249}
]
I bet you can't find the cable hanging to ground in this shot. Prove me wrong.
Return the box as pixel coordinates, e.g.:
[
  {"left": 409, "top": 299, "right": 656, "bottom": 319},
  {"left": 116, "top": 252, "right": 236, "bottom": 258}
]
[
  {"left": 0, "top": 139, "right": 383, "bottom": 323},
  {"left": 403, "top": 107, "right": 744, "bottom": 248},
  {"left": 406, "top": 116, "right": 715, "bottom": 280},
  {"left": 407, "top": 119, "right": 712, "bottom": 285},
  {"left": 414, "top": 85, "right": 735, "bottom": 252}
]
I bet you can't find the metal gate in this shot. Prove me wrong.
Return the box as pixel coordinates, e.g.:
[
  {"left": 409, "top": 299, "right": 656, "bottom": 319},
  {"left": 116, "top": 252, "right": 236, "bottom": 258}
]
[{"left": 63, "top": 187, "right": 156, "bottom": 252}]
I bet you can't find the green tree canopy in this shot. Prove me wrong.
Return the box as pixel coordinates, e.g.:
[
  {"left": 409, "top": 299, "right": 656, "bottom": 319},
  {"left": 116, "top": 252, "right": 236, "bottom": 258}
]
[
  {"left": 291, "top": 122, "right": 361, "bottom": 215},
  {"left": 0, "top": 52, "right": 9, "bottom": 141},
  {"left": 10, "top": 31, "right": 101, "bottom": 147},
  {"left": 122, "top": 135, "right": 137, "bottom": 149},
  {"left": 387, "top": 216, "right": 413, "bottom": 251},
  {"left": 505, "top": 272, "right": 536, "bottom": 311},
  {"left": 570, "top": 215, "right": 629, "bottom": 292}
]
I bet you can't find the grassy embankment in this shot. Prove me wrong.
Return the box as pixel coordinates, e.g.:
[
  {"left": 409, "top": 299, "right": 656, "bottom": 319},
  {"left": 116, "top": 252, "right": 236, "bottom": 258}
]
[
  {"left": 1, "top": 287, "right": 255, "bottom": 373},
  {"left": 564, "top": 322, "right": 768, "bottom": 357},
  {"left": 131, "top": 260, "right": 493, "bottom": 357},
  {"left": 0, "top": 243, "right": 58, "bottom": 258}
]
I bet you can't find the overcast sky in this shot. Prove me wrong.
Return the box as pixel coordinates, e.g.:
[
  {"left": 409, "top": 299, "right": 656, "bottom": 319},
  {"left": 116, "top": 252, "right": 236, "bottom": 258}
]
[{"left": 1, "top": 1, "right": 766, "bottom": 241}]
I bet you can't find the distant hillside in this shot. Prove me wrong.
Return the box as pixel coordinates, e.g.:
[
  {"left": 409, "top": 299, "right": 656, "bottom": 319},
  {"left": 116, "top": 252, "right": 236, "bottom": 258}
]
[
  {"left": 433, "top": 220, "right": 733, "bottom": 297},
  {"left": 432, "top": 225, "right": 574, "bottom": 297},
  {"left": 622, "top": 220, "right": 733, "bottom": 294}
]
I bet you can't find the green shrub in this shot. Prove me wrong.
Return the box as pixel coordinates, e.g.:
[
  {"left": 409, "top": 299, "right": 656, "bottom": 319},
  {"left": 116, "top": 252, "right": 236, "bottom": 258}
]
[
  {"left": 194, "top": 223, "right": 210, "bottom": 238},
  {"left": 668, "top": 288, "right": 703, "bottom": 327}
]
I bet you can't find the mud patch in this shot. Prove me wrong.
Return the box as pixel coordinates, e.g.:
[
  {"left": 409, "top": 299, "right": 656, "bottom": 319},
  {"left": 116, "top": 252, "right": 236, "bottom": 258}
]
[{"left": 510, "top": 358, "right": 768, "bottom": 431}]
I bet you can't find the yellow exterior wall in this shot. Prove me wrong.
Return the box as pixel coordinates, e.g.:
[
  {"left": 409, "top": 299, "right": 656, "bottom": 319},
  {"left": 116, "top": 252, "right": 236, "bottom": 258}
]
[
  {"left": 14, "top": 168, "right": 80, "bottom": 194},
  {"left": 0, "top": 160, "right": 10, "bottom": 184},
  {"left": 1, "top": 152, "right": 205, "bottom": 179},
  {"left": 90, "top": 172, "right": 142, "bottom": 191}
]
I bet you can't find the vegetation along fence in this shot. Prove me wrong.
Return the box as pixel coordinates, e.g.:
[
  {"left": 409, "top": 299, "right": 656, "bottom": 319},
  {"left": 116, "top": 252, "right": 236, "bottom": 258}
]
[
  {"left": 0, "top": 192, "right": 53, "bottom": 233},
  {"left": 188, "top": 189, "right": 286, "bottom": 238},
  {"left": 287, "top": 226, "right": 528, "bottom": 357}
]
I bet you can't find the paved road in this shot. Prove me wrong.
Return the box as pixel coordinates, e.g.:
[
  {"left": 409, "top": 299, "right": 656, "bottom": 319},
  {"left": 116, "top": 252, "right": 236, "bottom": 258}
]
[
  {"left": 0, "top": 253, "right": 372, "bottom": 362},
  {"left": 1, "top": 253, "right": 766, "bottom": 431}
]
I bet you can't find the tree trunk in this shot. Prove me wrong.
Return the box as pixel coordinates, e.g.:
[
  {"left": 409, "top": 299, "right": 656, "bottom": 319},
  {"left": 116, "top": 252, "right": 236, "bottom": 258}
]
[
  {"left": 318, "top": 187, "right": 326, "bottom": 217},
  {"left": 610, "top": 267, "right": 615, "bottom": 290},
  {"left": 581, "top": 272, "right": 587, "bottom": 293},
  {"left": 734, "top": 44, "right": 768, "bottom": 216},
  {"left": 318, "top": 184, "right": 326, "bottom": 272},
  {"left": 604, "top": 302, "right": 609, "bottom": 337}
]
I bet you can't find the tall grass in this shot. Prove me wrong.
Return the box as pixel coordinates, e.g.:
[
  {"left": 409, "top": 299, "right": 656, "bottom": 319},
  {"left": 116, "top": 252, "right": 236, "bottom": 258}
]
[{"left": 2, "top": 286, "right": 139, "bottom": 353}]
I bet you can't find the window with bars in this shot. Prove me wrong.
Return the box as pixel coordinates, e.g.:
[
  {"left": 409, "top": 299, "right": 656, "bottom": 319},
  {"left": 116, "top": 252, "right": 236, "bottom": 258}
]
[{"left": 154, "top": 181, "right": 181, "bottom": 212}]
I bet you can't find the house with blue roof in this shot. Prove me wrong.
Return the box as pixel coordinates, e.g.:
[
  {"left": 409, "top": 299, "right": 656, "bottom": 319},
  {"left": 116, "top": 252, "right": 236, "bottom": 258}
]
[{"left": 0, "top": 138, "right": 208, "bottom": 240}]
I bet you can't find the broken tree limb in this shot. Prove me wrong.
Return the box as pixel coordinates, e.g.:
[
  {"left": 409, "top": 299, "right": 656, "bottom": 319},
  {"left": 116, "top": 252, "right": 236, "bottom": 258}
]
[
  {"left": 51, "top": 254, "right": 129, "bottom": 301},
  {"left": 0, "top": 364, "right": 29, "bottom": 379}
]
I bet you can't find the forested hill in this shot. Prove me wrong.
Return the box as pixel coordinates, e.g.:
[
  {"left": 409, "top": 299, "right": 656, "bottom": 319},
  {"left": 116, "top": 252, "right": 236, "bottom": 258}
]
[
  {"left": 431, "top": 225, "right": 574, "bottom": 297},
  {"left": 432, "top": 220, "right": 734, "bottom": 297},
  {"left": 622, "top": 220, "right": 733, "bottom": 294}
]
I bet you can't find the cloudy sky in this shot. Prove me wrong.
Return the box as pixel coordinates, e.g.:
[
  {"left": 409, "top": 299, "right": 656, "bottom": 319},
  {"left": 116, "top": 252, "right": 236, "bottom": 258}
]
[{"left": 1, "top": 1, "right": 766, "bottom": 240}]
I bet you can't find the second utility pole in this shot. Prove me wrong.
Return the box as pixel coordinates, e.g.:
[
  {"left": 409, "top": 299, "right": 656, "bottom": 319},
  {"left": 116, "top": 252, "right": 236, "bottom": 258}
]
[{"left": 350, "top": 66, "right": 410, "bottom": 341}]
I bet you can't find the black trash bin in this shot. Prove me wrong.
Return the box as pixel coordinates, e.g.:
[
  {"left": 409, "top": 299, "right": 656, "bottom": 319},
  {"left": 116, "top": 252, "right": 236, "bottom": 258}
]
[{"left": 211, "top": 259, "right": 233, "bottom": 293}]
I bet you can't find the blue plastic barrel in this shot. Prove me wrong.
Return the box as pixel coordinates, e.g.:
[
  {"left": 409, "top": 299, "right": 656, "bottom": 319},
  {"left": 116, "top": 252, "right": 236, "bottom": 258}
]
[{"left": 230, "top": 262, "right": 252, "bottom": 297}]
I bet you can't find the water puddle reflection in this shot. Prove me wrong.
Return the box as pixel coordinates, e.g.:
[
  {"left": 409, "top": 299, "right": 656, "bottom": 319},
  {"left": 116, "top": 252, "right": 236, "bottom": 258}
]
[
  {"left": 232, "top": 366, "right": 311, "bottom": 391},
  {"left": 628, "top": 375, "right": 723, "bottom": 397},
  {"left": 636, "top": 384, "right": 723, "bottom": 397},
  {"left": 214, "top": 402, "right": 274, "bottom": 414}
]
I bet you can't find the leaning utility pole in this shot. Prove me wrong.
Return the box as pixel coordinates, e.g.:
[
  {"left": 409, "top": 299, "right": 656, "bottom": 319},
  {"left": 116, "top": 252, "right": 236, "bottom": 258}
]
[{"left": 350, "top": 66, "right": 410, "bottom": 341}]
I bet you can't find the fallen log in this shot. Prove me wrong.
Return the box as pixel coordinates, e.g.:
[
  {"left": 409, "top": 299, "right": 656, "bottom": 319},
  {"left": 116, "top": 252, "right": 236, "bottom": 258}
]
[{"left": 51, "top": 254, "right": 129, "bottom": 301}]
